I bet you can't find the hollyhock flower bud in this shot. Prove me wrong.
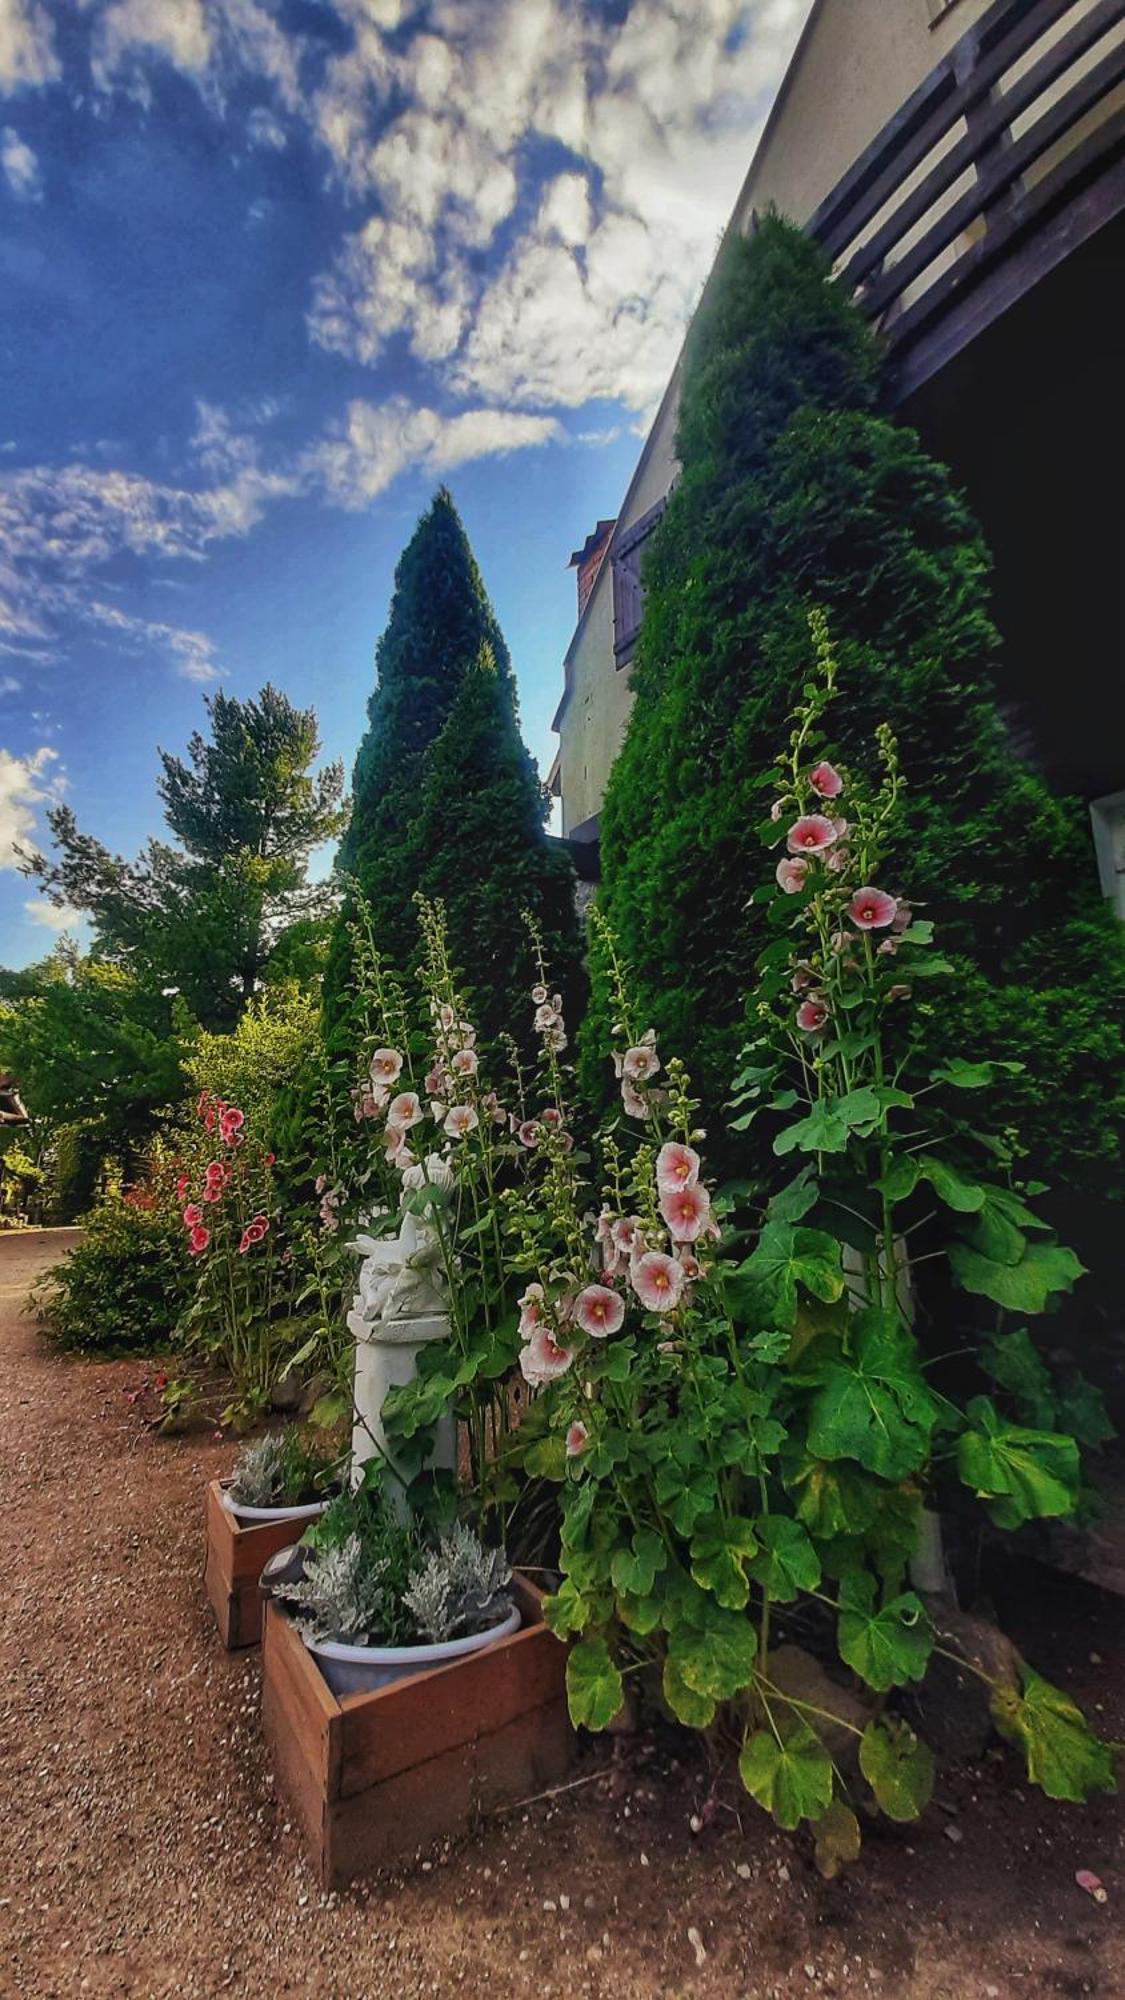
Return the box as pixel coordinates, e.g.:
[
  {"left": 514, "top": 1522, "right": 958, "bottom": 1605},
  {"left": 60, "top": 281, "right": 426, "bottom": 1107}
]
[
  {"left": 786, "top": 814, "right": 837, "bottom": 855},
  {"left": 675, "top": 1248, "right": 702, "bottom": 1280},
  {"left": 444, "top": 1103, "right": 479, "bottom": 1140},
  {"left": 849, "top": 886, "right": 899, "bottom": 930},
  {"left": 482, "top": 1090, "right": 507, "bottom": 1126},
  {"left": 566, "top": 1421, "right": 589, "bottom": 1458},
  {"left": 769, "top": 798, "right": 786, "bottom": 822},
  {"left": 797, "top": 998, "right": 829, "bottom": 1033},
  {"left": 630, "top": 1250, "right": 685, "bottom": 1315},
  {"left": 315, "top": 1174, "right": 328, "bottom": 1195},
  {"left": 369, "top": 1049, "right": 404, "bottom": 1087},
  {"left": 659, "top": 1183, "right": 714, "bottom": 1244},
  {"left": 809, "top": 760, "right": 843, "bottom": 799},
  {"left": 656, "top": 1141, "right": 700, "bottom": 1193},
  {"left": 189, "top": 1224, "right": 210, "bottom": 1256},
  {"left": 887, "top": 983, "right": 912, "bottom": 1002},
  {"left": 519, "top": 1326, "right": 576, "bottom": 1386},
  {"left": 574, "top": 1284, "right": 626, "bottom": 1339},
  {"left": 238, "top": 1231, "right": 254, "bottom": 1255},
  {"left": 387, "top": 1090, "right": 423, "bottom": 1130},
  {"left": 892, "top": 902, "right": 913, "bottom": 933},
  {"left": 775, "top": 857, "right": 809, "bottom": 894}
]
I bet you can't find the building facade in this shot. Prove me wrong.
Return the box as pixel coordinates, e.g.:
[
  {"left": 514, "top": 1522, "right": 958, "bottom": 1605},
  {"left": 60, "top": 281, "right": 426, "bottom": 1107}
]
[{"left": 551, "top": 0, "right": 1125, "bottom": 878}]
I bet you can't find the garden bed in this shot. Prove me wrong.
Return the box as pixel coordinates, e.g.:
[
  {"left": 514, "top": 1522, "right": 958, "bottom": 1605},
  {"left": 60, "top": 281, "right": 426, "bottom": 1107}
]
[
  {"left": 261, "top": 1572, "right": 572, "bottom": 1884},
  {"left": 204, "top": 1477, "right": 312, "bottom": 1649}
]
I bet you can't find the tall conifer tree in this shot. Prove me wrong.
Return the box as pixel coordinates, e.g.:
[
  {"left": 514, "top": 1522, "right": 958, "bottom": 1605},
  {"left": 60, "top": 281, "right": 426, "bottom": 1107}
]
[{"left": 593, "top": 214, "right": 1125, "bottom": 1196}]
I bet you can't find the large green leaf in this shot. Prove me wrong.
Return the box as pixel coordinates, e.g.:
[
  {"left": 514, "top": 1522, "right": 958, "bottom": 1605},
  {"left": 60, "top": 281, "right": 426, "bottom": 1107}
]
[
  {"left": 859, "top": 1719, "right": 935, "bottom": 1821},
  {"left": 990, "top": 1667, "right": 1116, "bottom": 1802},
  {"left": 917, "top": 1156, "right": 986, "bottom": 1213},
  {"left": 666, "top": 1598, "right": 758, "bottom": 1702},
  {"left": 690, "top": 1515, "right": 759, "bottom": 1609},
  {"left": 739, "top": 1723, "right": 834, "bottom": 1830},
  {"left": 981, "top": 1327, "right": 1056, "bottom": 1428},
  {"left": 807, "top": 1311, "right": 940, "bottom": 1480},
  {"left": 837, "top": 1571, "right": 933, "bottom": 1691},
  {"left": 727, "top": 1220, "right": 844, "bottom": 1329},
  {"left": 566, "top": 1638, "right": 624, "bottom": 1731},
  {"left": 1058, "top": 1373, "right": 1116, "bottom": 1449},
  {"left": 773, "top": 1101, "right": 850, "bottom": 1156},
  {"left": 957, "top": 1397, "right": 1079, "bottom": 1526},
  {"left": 610, "top": 1528, "right": 668, "bottom": 1598},
  {"left": 930, "top": 1057, "right": 1025, "bottom": 1089},
  {"left": 950, "top": 1238, "right": 1084, "bottom": 1314},
  {"left": 662, "top": 1652, "right": 716, "bottom": 1728},
  {"left": 788, "top": 1455, "right": 881, "bottom": 1540},
  {"left": 748, "top": 1518, "right": 821, "bottom": 1602}
]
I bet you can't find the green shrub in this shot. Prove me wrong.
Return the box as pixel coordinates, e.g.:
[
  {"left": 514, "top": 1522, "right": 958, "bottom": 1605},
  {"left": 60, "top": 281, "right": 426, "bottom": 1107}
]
[{"left": 36, "top": 1191, "right": 192, "bottom": 1354}]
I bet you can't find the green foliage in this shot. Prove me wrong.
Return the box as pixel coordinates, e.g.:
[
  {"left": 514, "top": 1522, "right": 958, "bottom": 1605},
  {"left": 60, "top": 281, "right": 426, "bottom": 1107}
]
[
  {"left": 990, "top": 1666, "right": 1117, "bottom": 1802},
  {"left": 739, "top": 1722, "right": 834, "bottom": 1831},
  {"left": 325, "top": 491, "right": 579, "bottom": 1048},
  {"left": 858, "top": 1720, "right": 935, "bottom": 1821},
  {"left": 592, "top": 212, "right": 1125, "bottom": 1196},
  {"left": 35, "top": 1188, "right": 191, "bottom": 1353},
  {"left": 180, "top": 986, "right": 319, "bottom": 1140}
]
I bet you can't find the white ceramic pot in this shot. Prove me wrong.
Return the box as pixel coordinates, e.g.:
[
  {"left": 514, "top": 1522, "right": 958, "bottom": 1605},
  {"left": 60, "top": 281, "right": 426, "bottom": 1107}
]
[
  {"left": 305, "top": 1603, "right": 522, "bottom": 1696},
  {"left": 220, "top": 1487, "right": 331, "bottom": 1527}
]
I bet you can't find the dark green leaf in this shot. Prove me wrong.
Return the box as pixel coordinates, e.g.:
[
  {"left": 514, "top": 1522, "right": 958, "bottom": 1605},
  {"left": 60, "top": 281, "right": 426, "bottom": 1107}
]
[
  {"left": 748, "top": 1518, "right": 821, "bottom": 1602},
  {"left": 990, "top": 1667, "right": 1116, "bottom": 1802},
  {"left": 957, "top": 1396, "right": 1079, "bottom": 1526},
  {"left": 566, "top": 1638, "right": 624, "bottom": 1731},
  {"left": 838, "top": 1570, "right": 933, "bottom": 1691},
  {"left": 739, "top": 1722, "right": 834, "bottom": 1830},
  {"left": 807, "top": 1311, "right": 940, "bottom": 1480},
  {"left": 859, "top": 1719, "right": 934, "bottom": 1820}
]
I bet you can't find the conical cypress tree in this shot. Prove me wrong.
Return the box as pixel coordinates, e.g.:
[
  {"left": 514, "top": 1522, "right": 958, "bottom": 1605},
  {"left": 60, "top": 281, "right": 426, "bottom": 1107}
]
[
  {"left": 593, "top": 213, "right": 1125, "bottom": 1197},
  {"left": 407, "top": 645, "right": 581, "bottom": 1046},
  {"left": 324, "top": 487, "right": 515, "bottom": 1024}
]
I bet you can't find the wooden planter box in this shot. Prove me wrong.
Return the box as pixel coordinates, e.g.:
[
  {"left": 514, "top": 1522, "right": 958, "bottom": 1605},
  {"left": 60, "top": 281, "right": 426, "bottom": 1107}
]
[
  {"left": 204, "top": 1478, "right": 310, "bottom": 1650},
  {"left": 261, "top": 1574, "right": 572, "bottom": 1884}
]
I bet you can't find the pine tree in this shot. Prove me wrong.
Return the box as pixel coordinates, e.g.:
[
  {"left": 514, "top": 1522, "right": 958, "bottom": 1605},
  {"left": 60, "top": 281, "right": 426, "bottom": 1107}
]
[
  {"left": 326, "top": 488, "right": 579, "bottom": 1043},
  {"left": 593, "top": 213, "right": 1125, "bottom": 1196},
  {"left": 407, "top": 646, "right": 581, "bottom": 1046}
]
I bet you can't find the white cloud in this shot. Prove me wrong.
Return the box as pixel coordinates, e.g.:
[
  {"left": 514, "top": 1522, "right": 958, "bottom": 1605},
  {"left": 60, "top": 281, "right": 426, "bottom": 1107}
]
[
  {"left": 0, "top": 674, "right": 20, "bottom": 695},
  {"left": 246, "top": 104, "right": 286, "bottom": 151},
  {"left": 86, "top": 601, "right": 222, "bottom": 683},
  {"left": 24, "top": 894, "right": 79, "bottom": 931},
  {"left": 0, "top": 742, "right": 60, "bottom": 868},
  {"left": 0, "top": 124, "right": 40, "bottom": 198},
  {"left": 90, "top": 0, "right": 300, "bottom": 109},
  {"left": 0, "top": 0, "right": 59, "bottom": 91},
  {"left": 309, "top": 397, "right": 560, "bottom": 509}
]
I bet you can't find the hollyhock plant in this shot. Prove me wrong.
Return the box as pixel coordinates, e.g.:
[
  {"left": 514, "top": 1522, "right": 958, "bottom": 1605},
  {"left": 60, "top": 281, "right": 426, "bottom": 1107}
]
[
  {"left": 809, "top": 759, "right": 843, "bottom": 798},
  {"left": 849, "top": 886, "right": 899, "bottom": 930},
  {"left": 659, "top": 1183, "right": 715, "bottom": 1244},
  {"left": 786, "top": 813, "right": 837, "bottom": 855},
  {"left": 796, "top": 997, "right": 829, "bottom": 1032},
  {"left": 630, "top": 1250, "right": 686, "bottom": 1314},
  {"left": 574, "top": 1285, "right": 626, "bottom": 1339},
  {"left": 656, "top": 1141, "right": 700, "bottom": 1193}
]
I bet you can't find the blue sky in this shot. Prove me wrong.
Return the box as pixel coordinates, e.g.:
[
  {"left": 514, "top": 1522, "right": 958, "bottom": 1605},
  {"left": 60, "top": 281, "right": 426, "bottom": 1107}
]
[{"left": 0, "top": 0, "right": 808, "bottom": 968}]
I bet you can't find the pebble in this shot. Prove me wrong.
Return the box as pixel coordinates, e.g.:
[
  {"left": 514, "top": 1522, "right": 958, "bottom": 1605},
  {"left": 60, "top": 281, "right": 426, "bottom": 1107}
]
[{"left": 687, "top": 1925, "right": 707, "bottom": 1968}]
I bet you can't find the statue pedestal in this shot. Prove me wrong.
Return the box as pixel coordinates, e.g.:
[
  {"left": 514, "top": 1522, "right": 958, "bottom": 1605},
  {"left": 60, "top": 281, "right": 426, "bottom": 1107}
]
[{"left": 349, "top": 1309, "right": 455, "bottom": 1507}]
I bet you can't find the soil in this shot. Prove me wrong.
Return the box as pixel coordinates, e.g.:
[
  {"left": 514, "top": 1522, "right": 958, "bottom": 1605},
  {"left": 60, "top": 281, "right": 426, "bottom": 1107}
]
[{"left": 1, "top": 1229, "right": 1122, "bottom": 2000}]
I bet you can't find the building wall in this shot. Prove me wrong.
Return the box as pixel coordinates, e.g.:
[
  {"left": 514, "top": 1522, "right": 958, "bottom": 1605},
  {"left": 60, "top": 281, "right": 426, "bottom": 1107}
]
[{"left": 554, "top": 0, "right": 998, "bottom": 830}]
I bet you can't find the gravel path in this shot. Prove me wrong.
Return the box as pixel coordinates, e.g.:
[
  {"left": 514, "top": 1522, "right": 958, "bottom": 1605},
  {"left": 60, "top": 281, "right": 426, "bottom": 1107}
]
[{"left": 1, "top": 1230, "right": 1121, "bottom": 2000}]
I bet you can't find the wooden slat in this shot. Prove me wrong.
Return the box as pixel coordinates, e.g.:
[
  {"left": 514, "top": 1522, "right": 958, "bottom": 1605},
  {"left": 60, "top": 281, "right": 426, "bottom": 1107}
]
[
  {"left": 841, "top": 0, "right": 1125, "bottom": 289},
  {"left": 262, "top": 1599, "right": 340, "bottom": 1783},
  {"left": 811, "top": 0, "right": 1076, "bottom": 257},
  {"left": 860, "top": 38, "right": 1125, "bottom": 319}
]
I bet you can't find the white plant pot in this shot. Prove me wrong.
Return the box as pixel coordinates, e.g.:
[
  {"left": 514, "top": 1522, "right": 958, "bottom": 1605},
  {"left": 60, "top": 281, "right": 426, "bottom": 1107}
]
[
  {"left": 305, "top": 1603, "right": 522, "bottom": 1696},
  {"left": 219, "top": 1489, "right": 331, "bottom": 1528}
]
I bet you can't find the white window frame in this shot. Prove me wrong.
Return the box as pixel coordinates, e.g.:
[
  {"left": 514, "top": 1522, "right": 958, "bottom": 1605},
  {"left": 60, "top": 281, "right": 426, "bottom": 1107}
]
[{"left": 1090, "top": 790, "right": 1125, "bottom": 919}]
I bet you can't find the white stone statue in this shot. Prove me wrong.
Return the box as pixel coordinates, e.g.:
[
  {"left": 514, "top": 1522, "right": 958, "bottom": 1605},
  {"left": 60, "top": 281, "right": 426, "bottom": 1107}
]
[
  {"left": 348, "top": 1209, "right": 448, "bottom": 1333},
  {"left": 347, "top": 1204, "right": 455, "bottom": 1499}
]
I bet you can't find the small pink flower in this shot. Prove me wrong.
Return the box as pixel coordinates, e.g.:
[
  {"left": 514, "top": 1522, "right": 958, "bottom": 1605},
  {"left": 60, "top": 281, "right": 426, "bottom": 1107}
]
[
  {"left": 849, "top": 886, "right": 899, "bottom": 930},
  {"left": 444, "top": 1103, "right": 479, "bottom": 1140},
  {"left": 219, "top": 1105, "right": 245, "bottom": 1137},
  {"left": 797, "top": 998, "right": 829, "bottom": 1033},
  {"left": 387, "top": 1090, "right": 423, "bottom": 1130},
  {"left": 659, "top": 1183, "right": 714, "bottom": 1244},
  {"left": 188, "top": 1224, "right": 210, "bottom": 1256},
  {"left": 566, "top": 1421, "right": 589, "bottom": 1458},
  {"left": 517, "top": 1119, "right": 544, "bottom": 1149},
  {"left": 892, "top": 902, "right": 913, "bottom": 934},
  {"left": 370, "top": 1048, "right": 404, "bottom": 1086},
  {"left": 238, "top": 1230, "right": 254, "bottom": 1255},
  {"left": 482, "top": 1089, "right": 507, "bottom": 1126},
  {"left": 182, "top": 1204, "right": 203, "bottom": 1228},
  {"left": 612, "top": 1216, "right": 643, "bottom": 1259},
  {"left": 809, "top": 760, "right": 843, "bottom": 799},
  {"left": 769, "top": 799, "right": 786, "bottom": 822},
  {"left": 676, "top": 1248, "right": 702, "bottom": 1279},
  {"left": 656, "top": 1141, "right": 700, "bottom": 1193},
  {"left": 533, "top": 1002, "right": 559, "bottom": 1031},
  {"left": 518, "top": 1283, "right": 545, "bottom": 1339},
  {"left": 630, "top": 1251, "right": 685, "bottom": 1315},
  {"left": 424, "top": 1067, "right": 445, "bottom": 1097},
  {"left": 621, "top": 1077, "right": 648, "bottom": 1119},
  {"left": 775, "top": 857, "right": 809, "bottom": 894},
  {"left": 574, "top": 1284, "right": 625, "bottom": 1339},
  {"left": 204, "top": 1160, "right": 225, "bottom": 1184},
  {"left": 622, "top": 1043, "right": 660, "bottom": 1082},
  {"left": 787, "top": 814, "right": 837, "bottom": 855},
  {"left": 315, "top": 1174, "right": 328, "bottom": 1195},
  {"left": 519, "top": 1326, "right": 576, "bottom": 1387},
  {"left": 201, "top": 1184, "right": 223, "bottom": 1203},
  {"left": 531, "top": 983, "right": 548, "bottom": 1005},
  {"left": 541, "top": 1106, "right": 564, "bottom": 1130},
  {"left": 451, "top": 1048, "right": 478, "bottom": 1078},
  {"left": 825, "top": 847, "right": 848, "bottom": 874}
]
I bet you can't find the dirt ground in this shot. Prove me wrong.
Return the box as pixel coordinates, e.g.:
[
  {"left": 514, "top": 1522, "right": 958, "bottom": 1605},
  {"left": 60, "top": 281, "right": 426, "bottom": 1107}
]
[{"left": 1, "top": 1230, "right": 1122, "bottom": 2000}]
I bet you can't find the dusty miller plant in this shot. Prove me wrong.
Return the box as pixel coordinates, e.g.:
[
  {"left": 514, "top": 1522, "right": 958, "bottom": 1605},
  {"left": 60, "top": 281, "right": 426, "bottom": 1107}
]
[
  {"left": 403, "top": 1522, "right": 513, "bottom": 1643},
  {"left": 286, "top": 1535, "right": 394, "bottom": 1647}
]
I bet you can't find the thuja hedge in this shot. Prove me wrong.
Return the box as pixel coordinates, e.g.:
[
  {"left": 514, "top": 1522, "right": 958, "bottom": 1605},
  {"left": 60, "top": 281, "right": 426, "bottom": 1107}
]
[{"left": 592, "top": 215, "right": 1125, "bottom": 1199}]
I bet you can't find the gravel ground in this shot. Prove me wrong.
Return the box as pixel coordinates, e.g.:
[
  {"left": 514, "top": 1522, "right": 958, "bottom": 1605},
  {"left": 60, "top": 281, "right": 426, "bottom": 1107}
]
[{"left": 1, "top": 1229, "right": 1122, "bottom": 2000}]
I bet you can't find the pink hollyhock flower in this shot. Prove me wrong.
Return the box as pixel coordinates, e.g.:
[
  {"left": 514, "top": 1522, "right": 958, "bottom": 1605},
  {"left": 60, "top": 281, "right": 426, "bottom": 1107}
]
[
  {"left": 482, "top": 1089, "right": 507, "bottom": 1126},
  {"left": 541, "top": 1106, "right": 564, "bottom": 1130},
  {"left": 612, "top": 1216, "right": 643, "bottom": 1260},
  {"left": 518, "top": 1283, "right": 545, "bottom": 1339},
  {"left": 622, "top": 1043, "right": 660, "bottom": 1083},
  {"left": 792, "top": 966, "right": 813, "bottom": 993},
  {"left": 769, "top": 798, "right": 786, "bottom": 822},
  {"left": 251, "top": 1213, "right": 268, "bottom": 1233},
  {"left": 878, "top": 937, "right": 899, "bottom": 956},
  {"left": 825, "top": 847, "right": 849, "bottom": 874},
  {"left": 887, "top": 983, "right": 912, "bottom": 1002},
  {"left": 315, "top": 1174, "right": 328, "bottom": 1195},
  {"left": 676, "top": 1248, "right": 703, "bottom": 1280},
  {"left": 809, "top": 760, "right": 843, "bottom": 799},
  {"left": 621, "top": 1077, "right": 648, "bottom": 1119},
  {"left": 630, "top": 1250, "right": 686, "bottom": 1314},
  {"left": 566, "top": 1421, "right": 589, "bottom": 1458},
  {"left": 205, "top": 1160, "right": 225, "bottom": 1183},
  {"left": 451, "top": 1048, "right": 478, "bottom": 1078},
  {"left": 533, "top": 1002, "right": 559, "bottom": 1031},
  {"left": 370, "top": 1048, "right": 404, "bottom": 1087},
  {"left": 188, "top": 1224, "right": 210, "bottom": 1256},
  {"left": 237, "top": 1230, "right": 254, "bottom": 1255},
  {"left": 797, "top": 998, "right": 829, "bottom": 1033},
  {"left": 388, "top": 1090, "right": 423, "bottom": 1130},
  {"left": 832, "top": 818, "right": 849, "bottom": 841},
  {"left": 574, "top": 1285, "right": 626, "bottom": 1339},
  {"left": 660, "top": 1183, "right": 714, "bottom": 1244},
  {"left": 444, "top": 1103, "right": 479, "bottom": 1140},
  {"left": 775, "top": 857, "right": 809, "bottom": 894},
  {"left": 849, "top": 886, "right": 899, "bottom": 930},
  {"left": 182, "top": 1204, "right": 203, "bottom": 1228},
  {"left": 424, "top": 1067, "right": 445, "bottom": 1097},
  {"left": 196, "top": 1091, "right": 210, "bottom": 1120},
  {"left": 519, "top": 1326, "right": 576, "bottom": 1387},
  {"left": 176, "top": 1174, "right": 189, "bottom": 1199},
  {"left": 455, "top": 1022, "right": 476, "bottom": 1048},
  {"left": 531, "top": 983, "right": 548, "bottom": 1006},
  {"left": 202, "top": 1184, "right": 223, "bottom": 1204},
  {"left": 892, "top": 902, "right": 913, "bottom": 933},
  {"left": 429, "top": 1100, "right": 448, "bottom": 1122},
  {"left": 656, "top": 1141, "right": 700, "bottom": 1193},
  {"left": 786, "top": 814, "right": 837, "bottom": 856},
  {"left": 517, "top": 1119, "right": 544, "bottom": 1149},
  {"left": 220, "top": 1106, "right": 245, "bottom": 1137}
]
